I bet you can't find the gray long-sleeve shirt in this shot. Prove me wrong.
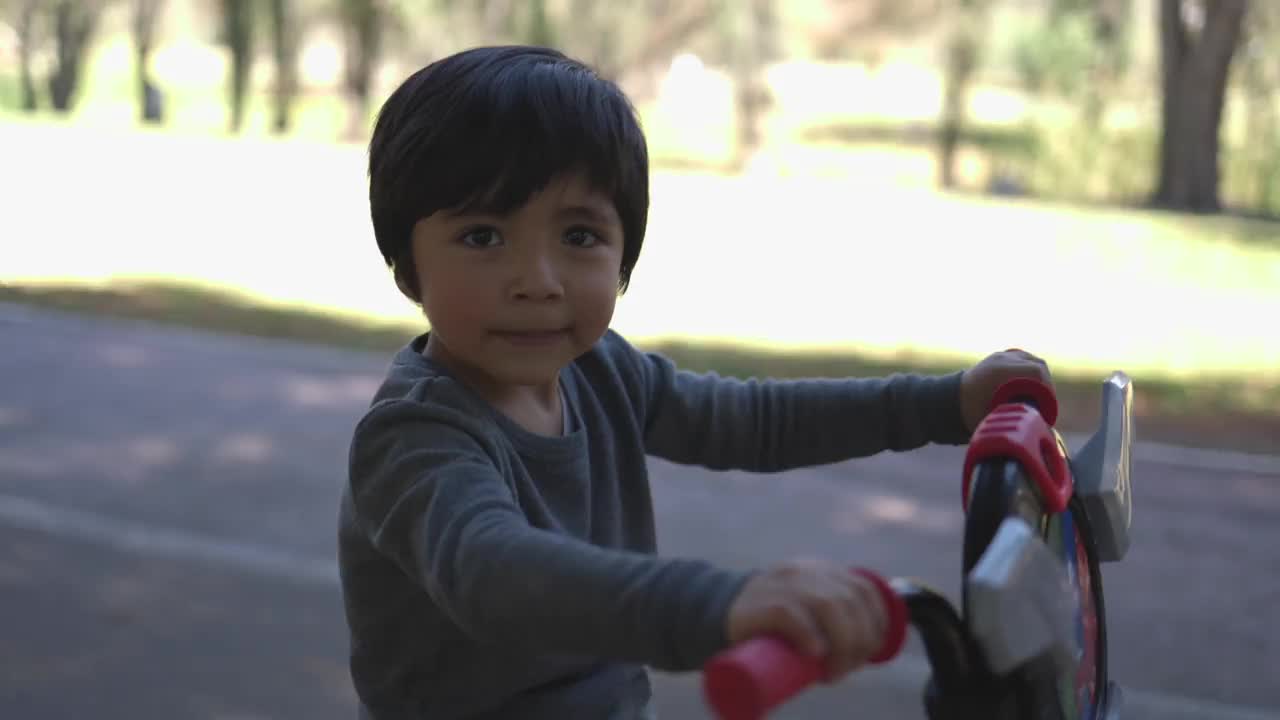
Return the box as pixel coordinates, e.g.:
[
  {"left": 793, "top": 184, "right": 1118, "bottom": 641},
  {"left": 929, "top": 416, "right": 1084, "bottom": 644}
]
[{"left": 338, "top": 329, "right": 971, "bottom": 719}]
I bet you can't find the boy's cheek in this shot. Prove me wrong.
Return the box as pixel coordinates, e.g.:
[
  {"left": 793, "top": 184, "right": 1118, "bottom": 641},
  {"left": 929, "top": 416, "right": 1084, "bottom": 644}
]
[
  {"left": 576, "top": 280, "right": 619, "bottom": 326},
  {"left": 576, "top": 304, "right": 616, "bottom": 346},
  {"left": 421, "top": 285, "right": 495, "bottom": 334}
]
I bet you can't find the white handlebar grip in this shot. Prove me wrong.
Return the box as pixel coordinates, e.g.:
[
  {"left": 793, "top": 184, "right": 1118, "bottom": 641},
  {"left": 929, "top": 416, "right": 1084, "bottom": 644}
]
[{"left": 966, "top": 516, "right": 1078, "bottom": 676}]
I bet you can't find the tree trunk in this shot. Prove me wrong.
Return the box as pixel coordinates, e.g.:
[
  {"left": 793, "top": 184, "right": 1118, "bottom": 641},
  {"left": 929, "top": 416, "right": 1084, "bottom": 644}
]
[
  {"left": 633, "top": 0, "right": 718, "bottom": 66},
  {"left": 134, "top": 0, "right": 166, "bottom": 124},
  {"left": 938, "top": 35, "right": 975, "bottom": 188},
  {"left": 732, "top": 0, "right": 777, "bottom": 171},
  {"left": 341, "top": 0, "right": 382, "bottom": 142},
  {"left": 223, "top": 0, "right": 253, "bottom": 134},
  {"left": 938, "top": 0, "right": 984, "bottom": 189},
  {"left": 549, "top": 0, "right": 716, "bottom": 94},
  {"left": 526, "top": 0, "right": 556, "bottom": 47},
  {"left": 1151, "top": 0, "right": 1247, "bottom": 212},
  {"left": 47, "top": 1, "right": 102, "bottom": 113},
  {"left": 268, "top": 0, "right": 298, "bottom": 134},
  {"left": 16, "top": 0, "right": 39, "bottom": 111}
]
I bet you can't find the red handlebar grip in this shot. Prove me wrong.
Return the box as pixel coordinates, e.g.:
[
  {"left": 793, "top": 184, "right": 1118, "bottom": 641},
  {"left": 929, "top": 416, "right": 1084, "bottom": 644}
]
[
  {"left": 703, "top": 636, "right": 824, "bottom": 720},
  {"left": 852, "top": 569, "right": 909, "bottom": 663},
  {"left": 702, "top": 568, "right": 909, "bottom": 720},
  {"left": 989, "top": 377, "right": 1059, "bottom": 426}
]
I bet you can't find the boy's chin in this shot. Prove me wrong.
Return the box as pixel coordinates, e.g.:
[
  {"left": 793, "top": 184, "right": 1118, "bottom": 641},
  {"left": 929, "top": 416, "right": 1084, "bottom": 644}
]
[{"left": 487, "top": 354, "right": 573, "bottom": 386}]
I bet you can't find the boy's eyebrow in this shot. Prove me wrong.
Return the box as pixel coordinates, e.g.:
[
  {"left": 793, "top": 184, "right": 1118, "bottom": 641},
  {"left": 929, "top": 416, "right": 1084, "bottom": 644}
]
[{"left": 557, "top": 202, "right": 618, "bottom": 225}]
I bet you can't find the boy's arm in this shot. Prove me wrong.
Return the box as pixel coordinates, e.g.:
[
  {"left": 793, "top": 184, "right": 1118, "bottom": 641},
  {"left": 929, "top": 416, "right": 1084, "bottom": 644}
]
[
  {"left": 617, "top": 337, "right": 971, "bottom": 471},
  {"left": 347, "top": 400, "right": 752, "bottom": 671}
]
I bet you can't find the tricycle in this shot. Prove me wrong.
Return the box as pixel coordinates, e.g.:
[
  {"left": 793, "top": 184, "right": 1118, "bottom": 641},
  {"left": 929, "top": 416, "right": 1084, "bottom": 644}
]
[{"left": 702, "top": 372, "right": 1136, "bottom": 720}]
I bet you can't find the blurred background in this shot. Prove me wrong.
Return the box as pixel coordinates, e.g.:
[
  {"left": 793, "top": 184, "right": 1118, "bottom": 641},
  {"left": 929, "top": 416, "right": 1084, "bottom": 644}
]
[{"left": 1, "top": 1, "right": 1278, "bottom": 719}]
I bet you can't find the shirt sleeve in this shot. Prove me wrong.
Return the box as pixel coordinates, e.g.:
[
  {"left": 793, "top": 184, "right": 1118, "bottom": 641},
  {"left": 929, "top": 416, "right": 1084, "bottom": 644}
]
[
  {"left": 611, "top": 335, "right": 971, "bottom": 471},
  {"left": 346, "top": 398, "right": 753, "bottom": 671}
]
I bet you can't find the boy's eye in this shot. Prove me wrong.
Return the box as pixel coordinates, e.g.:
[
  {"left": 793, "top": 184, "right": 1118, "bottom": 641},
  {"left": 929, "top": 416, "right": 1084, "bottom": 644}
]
[
  {"left": 459, "top": 227, "right": 502, "bottom": 248},
  {"left": 564, "top": 227, "right": 603, "bottom": 248}
]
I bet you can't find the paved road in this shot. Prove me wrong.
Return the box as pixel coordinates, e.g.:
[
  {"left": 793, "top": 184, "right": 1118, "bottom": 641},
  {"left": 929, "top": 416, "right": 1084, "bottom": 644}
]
[{"left": 1, "top": 304, "right": 1277, "bottom": 719}]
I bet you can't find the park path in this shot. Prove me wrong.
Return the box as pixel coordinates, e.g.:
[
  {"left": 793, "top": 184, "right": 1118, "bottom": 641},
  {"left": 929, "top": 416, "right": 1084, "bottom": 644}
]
[{"left": 1, "top": 304, "right": 1277, "bottom": 719}]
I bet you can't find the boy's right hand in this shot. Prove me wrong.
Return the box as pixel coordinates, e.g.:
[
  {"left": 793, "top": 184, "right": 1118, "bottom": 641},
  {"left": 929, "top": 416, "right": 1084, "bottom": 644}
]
[{"left": 725, "top": 558, "right": 888, "bottom": 683}]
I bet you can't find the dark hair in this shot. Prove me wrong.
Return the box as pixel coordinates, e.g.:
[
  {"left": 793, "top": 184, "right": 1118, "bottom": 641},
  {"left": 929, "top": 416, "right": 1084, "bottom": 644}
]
[{"left": 367, "top": 45, "right": 650, "bottom": 299}]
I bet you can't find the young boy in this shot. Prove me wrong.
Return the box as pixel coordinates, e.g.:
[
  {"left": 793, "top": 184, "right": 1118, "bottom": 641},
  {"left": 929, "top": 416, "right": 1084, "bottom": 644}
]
[{"left": 338, "top": 45, "right": 1053, "bottom": 719}]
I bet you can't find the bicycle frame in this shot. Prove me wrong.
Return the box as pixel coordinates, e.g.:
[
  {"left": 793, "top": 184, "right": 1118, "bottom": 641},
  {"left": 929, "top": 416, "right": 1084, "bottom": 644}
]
[{"left": 702, "top": 373, "right": 1135, "bottom": 720}]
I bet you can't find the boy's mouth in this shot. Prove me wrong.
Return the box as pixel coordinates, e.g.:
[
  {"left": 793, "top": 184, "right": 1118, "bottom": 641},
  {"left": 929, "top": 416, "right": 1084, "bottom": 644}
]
[{"left": 490, "top": 328, "right": 571, "bottom": 346}]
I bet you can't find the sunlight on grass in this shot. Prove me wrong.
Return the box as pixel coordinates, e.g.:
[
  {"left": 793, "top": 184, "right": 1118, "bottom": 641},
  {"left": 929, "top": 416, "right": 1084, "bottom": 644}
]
[
  {"left": 617, "top": 172, "right": 1280, "bottom": 380},
  {"left": 2, "top": 122, "right": 1278, "bottom": 382}
]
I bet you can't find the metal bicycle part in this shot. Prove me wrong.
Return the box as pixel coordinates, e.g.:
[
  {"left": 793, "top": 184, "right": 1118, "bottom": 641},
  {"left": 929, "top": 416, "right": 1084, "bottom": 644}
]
[
  {"left": 1070, "top": 371, "right": 1135, "bottom": 563},
  {"left": 965, "top": 515, "right": 1077, "bottom": 676}
]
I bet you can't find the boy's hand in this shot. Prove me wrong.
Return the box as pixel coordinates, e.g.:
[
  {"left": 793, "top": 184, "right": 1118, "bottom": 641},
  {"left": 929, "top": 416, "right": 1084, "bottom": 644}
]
[
  {"left": 960, "top": 348, "right": 1054, "bottom": 431},
  {"left": 726, "top": 558, "right": 887, "bottom": 683}
]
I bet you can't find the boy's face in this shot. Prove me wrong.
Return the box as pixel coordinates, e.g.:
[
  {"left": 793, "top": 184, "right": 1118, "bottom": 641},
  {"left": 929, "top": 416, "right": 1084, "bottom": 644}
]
[{"left": 407, "top": 172, "right": 625, "bottom": 396}]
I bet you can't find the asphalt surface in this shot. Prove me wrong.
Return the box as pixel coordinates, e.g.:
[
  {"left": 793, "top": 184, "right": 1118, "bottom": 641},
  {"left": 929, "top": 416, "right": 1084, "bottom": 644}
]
[{"left": 1, "top": 303, "right": 1277, "bottom": 719}]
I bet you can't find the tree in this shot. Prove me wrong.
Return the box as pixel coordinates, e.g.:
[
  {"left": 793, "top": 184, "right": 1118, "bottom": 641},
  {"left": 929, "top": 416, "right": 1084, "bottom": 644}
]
[
  {"left": 47, "top": 0, "right": 104, "bottom": 113},
  {"left": 811, "top": 0, "right": 940, "bottom": 64},
  {"left": 268, "top": 0, "right": 299, "bottom": 133},
  {"left": 12, "top": 0, "right": 40, "bottom": 111},
  {"left": 804, "top": 0, "right": 982, "bottom": 189},
  {"left": 1085, "top": 0, "right": 1134, "bottom": 127},
  {"left": 413, "top": 0, "right": 723, "bottom": 147},
  {"left": 443, "top": 0, "right": 719, "bottom": 87},
  {"left": 938, "top": 0, "right": 992, "bottom": 189},
  {"left": 1023, "top": 0, "right": 1134, "bottom": 128},
  {"left": 221, "top": 0, "right": 254, "bottom": 133},
  {"left": 1011, "top": 0, "right": 1136, "bottom": 198},
  {"left": 525, "top": 0, "right": 555, "bottom": 47},
  {"left": 725, "top": 0, "right": 778, "bottom": 170},
  {"left": 1151, "top": 0, "right": 1248, "bottom": 212},
  {"left": 133, "top": 0, "right": 167, "bottom": 124},
  {"left": 1236, "top": 0, "right": 1280, "bottom": 213},
  {"left": 338, "top": 0, "right": 384, "bottom": 141},
  {"left": 590, "top": 0, "right": 720, "bottom": 85}
]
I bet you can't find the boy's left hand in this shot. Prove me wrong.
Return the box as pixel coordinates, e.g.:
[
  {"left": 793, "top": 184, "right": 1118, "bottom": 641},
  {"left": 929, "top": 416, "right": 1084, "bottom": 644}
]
[{"left": 960, "top": 349, "right": 1054, "bottom": 432}]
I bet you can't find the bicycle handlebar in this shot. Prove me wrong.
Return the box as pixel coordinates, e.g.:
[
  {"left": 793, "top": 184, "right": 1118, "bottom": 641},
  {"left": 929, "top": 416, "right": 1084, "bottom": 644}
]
[
  {"left": 988, "top": 376, "right": 1059, "bottom": 425},
  {"left": 700, "top": 374, "right": 1129, "bottom": 720},
  {"left": 702, "top": 568, "right": 910, "bottom": 720}
]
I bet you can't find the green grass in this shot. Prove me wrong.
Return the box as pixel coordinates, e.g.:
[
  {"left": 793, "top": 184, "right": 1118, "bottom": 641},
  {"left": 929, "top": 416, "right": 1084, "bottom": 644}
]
[
  {"left": 3, "top": 118, "right": 1277, "bottom": 381},
  {"left": 0, "top": 280, "right": 417, "bottom": 354},
  {"left": 4, "top": 279, "right": 1278, "bottom": 455},
  {"left": 795, "top": 116, "right": 1280, "bottom": 220}
]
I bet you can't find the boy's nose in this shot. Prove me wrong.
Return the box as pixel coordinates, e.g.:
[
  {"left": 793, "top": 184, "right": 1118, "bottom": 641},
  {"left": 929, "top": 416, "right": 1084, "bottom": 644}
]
[{"left": 510, "top": 255, "right": 564, "bottom": 301}]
